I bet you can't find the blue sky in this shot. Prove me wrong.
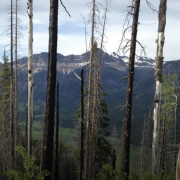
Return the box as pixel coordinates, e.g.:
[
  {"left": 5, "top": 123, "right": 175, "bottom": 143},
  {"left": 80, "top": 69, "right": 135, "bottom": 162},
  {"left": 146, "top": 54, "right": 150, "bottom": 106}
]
[{"left": 0, "top": 0, "right": 180, "bottom": 61}]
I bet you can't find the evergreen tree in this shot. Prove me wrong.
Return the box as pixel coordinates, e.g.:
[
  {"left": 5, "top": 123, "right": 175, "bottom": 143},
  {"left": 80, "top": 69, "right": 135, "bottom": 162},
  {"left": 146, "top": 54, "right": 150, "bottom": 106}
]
[
  {"left": 95, "top": 98, "right": 112, "bottom": 174},
  {"left": 0, "top": 51, "right": 11, "bottom": 123},
  {"left": 0, "top": 50, "right": 11, "bottom": 179}
]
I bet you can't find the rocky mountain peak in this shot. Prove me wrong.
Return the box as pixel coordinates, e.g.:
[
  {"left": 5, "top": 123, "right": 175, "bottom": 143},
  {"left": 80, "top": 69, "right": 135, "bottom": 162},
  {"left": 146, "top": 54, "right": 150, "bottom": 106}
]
[{"left": 17, "top": 50, "right": 156, "bottom": 75}]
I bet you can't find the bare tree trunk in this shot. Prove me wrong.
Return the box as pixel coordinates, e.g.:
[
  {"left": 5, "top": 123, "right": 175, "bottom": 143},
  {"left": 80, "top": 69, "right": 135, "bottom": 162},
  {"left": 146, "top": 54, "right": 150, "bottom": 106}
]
[
  {"left": 120, "top": 0, "right": 141, "bottom": 178},
  {"left": 80, "top": 68, "right": 84, "bottom": 180},
  {"left": 85, "top": 1, "right": 95, "bottom": 179},
  {"left": 54, "top": 81, "right": 59, "bottom": 180},
  {"left": 10, "top": 0, "right": 14, "bottom": 169},
  {"left": 159, "top": 97, "right": 167, "bottom": 172},
  {"left": 176, "top": 144, "right": 180, "bottom": 180},
  {"left": 40, "top": 0, "right": 58, "bottom": 178},
  {"left": 152, "top": 0, "right": 167, "bottom": 174},
  {"left": 14, "top": 0, "right": 19, "bottom": 169},
  {"left": 27, "top": 0, "right": 33, "bottom": 157},
  {"left": 174, "top": 96, "right": 178, "bottom": 171}
]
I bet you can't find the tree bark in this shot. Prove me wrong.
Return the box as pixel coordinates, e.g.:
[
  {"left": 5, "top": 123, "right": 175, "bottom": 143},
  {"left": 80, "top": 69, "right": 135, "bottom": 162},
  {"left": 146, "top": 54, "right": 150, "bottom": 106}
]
[
  {"left": 54, "top": 81, "right": 59, "bottom": 180},
  {"left": 40, "top": 0, "right": 58, "bottom": 179},
  {"left": 159, "top": 97, "right": 167, "bottom": 172},
  {"left": 14, "top": 0, "right": 19, "bottom": 169},
  {"left": 120, "top": 0, "right": 141, "bottom": 178},
  {"left": 80, "top": 68, "right": 84, "bottom": 180},
  {"left": 85, "top": 1, "right": 95, "bottom": 180},
  {"left": 10, "top": 0, "right": 14, "bottom": 169},
  {"left": 27, "top": 0, "right": 33, "bottom": 157},
  {"left": 152, "top": 0, "right": 167, "bottom": 174},
  {"left": 174, "top": 96, "right": 178, "bottom": 171}
]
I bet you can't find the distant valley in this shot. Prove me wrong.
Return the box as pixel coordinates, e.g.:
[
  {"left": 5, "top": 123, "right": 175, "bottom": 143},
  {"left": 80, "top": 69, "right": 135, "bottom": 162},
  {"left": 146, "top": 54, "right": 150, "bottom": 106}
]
[{"left": 5, "top": 50, "right": 180, "bottom": 145}]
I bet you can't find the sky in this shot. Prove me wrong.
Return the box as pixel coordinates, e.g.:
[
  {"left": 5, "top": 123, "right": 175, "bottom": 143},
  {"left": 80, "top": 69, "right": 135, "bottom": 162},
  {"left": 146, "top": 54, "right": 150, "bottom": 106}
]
[{"left": 0, "top": 0, "right": 180, "bottom": 61}]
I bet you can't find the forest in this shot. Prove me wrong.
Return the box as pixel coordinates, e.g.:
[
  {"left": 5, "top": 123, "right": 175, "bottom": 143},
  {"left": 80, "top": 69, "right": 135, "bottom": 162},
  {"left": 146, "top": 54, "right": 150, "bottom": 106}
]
[{"left": 0, "top": 0, "right": 180, "bottom": 180}]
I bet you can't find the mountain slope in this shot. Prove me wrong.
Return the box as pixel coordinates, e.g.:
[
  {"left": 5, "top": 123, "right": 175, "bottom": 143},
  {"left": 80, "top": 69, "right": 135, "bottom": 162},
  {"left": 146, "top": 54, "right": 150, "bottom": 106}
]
[{"left": 14, "top": 50, "right": 180, "bottom": 145}]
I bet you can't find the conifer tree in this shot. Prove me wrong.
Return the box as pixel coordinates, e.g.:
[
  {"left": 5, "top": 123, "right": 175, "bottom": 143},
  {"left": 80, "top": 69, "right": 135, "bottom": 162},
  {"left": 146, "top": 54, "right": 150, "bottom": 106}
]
[{"left": 0, "top": 51, "right": 11, "bottom": 179}]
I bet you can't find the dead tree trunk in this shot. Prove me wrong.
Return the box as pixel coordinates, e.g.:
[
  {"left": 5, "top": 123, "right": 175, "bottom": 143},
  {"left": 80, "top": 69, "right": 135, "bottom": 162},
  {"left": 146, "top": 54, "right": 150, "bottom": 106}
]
[
  {"left": 120, "top": 0, "right": 141, "bottom": 178},
  {"left": 10, "top": 0, "right": 14, "bottom": 168},
  {"left": 152, "top": 0, "right": 167, "bottom": 174},
  {"left": 159, "top": 97, "right": 167, "bottom": 172},
  {"left": 14, "top": 0, "right": 19, "bottom": 169},
  {"left": 54, "top": 81, "right": 59, "bottom": 180},
  {"left": 174, "top": 95, "right": 178, "bottom": 171},
  {"left": 40, "top": 0, "right": 58, "bottom": 178},
  {"left": 176, "top": 144, "right": 180, "bottom": 180},
  {"left": 85, "top": 1, "right": 95, "bottom": 179},
  {"left": 27, "top": 0, "right": 33, "bottom": 157},
  {"left": 80, "top": 68, "right": 84, "bottom": 180}
]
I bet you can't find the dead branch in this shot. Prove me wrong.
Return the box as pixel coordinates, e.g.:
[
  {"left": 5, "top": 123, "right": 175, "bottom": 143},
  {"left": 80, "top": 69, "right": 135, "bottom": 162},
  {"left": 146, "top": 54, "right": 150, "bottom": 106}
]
[{"left": 59, "top": 0, "right": 71, "bottom": 17}]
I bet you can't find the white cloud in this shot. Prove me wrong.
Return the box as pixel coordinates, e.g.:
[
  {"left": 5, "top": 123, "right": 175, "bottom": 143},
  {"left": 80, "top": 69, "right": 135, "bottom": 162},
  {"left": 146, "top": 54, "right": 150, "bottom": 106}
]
[{"left": 0, "top": 0, "right": 179, "bottom": 61}]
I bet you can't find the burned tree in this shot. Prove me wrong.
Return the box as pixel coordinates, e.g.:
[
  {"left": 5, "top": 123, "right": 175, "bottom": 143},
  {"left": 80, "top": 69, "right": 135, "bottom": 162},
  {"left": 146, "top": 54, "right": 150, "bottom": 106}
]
[
  {"left": 85, "top": 1, "right": 110, "bottom": 180},
  {"left": 120, "top": 0, "right": 141, "bottom": 178},
  {"left": 14, "top": 0, "right": 22, "bottom": 169},
  {"left": 152, "top": 0, "right": 167, "bottom": 174},
  {"left": 80, "top": 68, "right": 84, "bottom": 180},
  {"left": 40, "top": 0, "right": 59, "bottom": 178},
  {"left": 10, "top": 0, "right": 14, "bottom": 168}
]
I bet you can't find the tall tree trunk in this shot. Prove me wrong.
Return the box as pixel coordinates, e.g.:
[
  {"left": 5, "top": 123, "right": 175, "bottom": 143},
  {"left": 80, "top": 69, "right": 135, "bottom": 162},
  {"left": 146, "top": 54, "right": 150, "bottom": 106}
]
[
  {"left": 80, "top": 68, "right": 84, "bottom": 180},
  {"left": 14, "top": 0, "right": 19, "bottom": 169},
  {"left": 40, "top": 0, "right": 58, "bottom": 178},
  {"left": 85, "top": 1, "right": 95, "bottom": 179},
  {"left": 174, "top": 96, "right": 178, "bottom": 171},
  {"left": 120, "top": 0, "right": 141, "bottom": 178},
  {"left": 152, "top": 0, "right": 167, "bottom": 174},
  {"left": 10, "top": 0, "right": 14, "bottom": 168},
  {"left": 54, "top": 81, "right": 59, "bottom": 180},
  {"left": 159, "top": 97, "right": 167, "bottom": 172},
  {"left": 27, "top": 0, "right": 33, "bottom": 157}
]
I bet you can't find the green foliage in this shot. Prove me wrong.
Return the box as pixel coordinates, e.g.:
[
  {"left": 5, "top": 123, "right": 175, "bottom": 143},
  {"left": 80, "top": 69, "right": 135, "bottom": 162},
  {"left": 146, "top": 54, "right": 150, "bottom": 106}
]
[
  {"left": 96, "top": 164, "right": 126, "bottom": 180},
  {"left": 161, "top": 73, "right": 179, "bottom": 122},
  {"left": 95, "top": 97, "right": 112, "bottom": 173},
  {"left": 139, "top": 171, "right": 175, "bottom": 180},
  {"left": 97, "top": 167, "right": 175, "bottom": 180},
  {"left": 6, "top": 146, "right": 50, "bottom": 180},
  {"left": 0, "top": 50, "right": 11, "bottom": 129}
]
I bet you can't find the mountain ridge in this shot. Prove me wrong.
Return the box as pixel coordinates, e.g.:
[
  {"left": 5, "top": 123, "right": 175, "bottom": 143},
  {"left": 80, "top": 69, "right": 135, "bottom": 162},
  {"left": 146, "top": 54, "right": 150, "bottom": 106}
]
[{"left": 4, "top": 50, "right": 180, "bottom": 145}]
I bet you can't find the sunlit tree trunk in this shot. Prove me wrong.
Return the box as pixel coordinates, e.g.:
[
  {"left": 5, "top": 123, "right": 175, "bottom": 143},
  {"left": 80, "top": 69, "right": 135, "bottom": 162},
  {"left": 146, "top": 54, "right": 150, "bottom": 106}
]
[
  {"left": 152, "top": 0, "right": 167, "bottom": 174},
  {"left": 27, "top": 0, "right": 33, "bottom": 157},
  {"left": 159, "top": 97, "right": 167, "bottom": 171}
]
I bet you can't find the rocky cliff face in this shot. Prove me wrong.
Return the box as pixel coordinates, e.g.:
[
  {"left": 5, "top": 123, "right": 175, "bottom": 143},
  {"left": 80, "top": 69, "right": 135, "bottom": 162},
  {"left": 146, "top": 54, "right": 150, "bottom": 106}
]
[{"left": 17, "top": 50, "right": 155, "bottom": 74}]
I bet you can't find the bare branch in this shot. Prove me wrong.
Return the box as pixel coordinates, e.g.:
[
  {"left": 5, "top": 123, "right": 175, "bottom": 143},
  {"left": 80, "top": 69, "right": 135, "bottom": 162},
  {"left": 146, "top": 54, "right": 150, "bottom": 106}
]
[{"left": 59, "top": 0, "right": 71, "bottom": 17}]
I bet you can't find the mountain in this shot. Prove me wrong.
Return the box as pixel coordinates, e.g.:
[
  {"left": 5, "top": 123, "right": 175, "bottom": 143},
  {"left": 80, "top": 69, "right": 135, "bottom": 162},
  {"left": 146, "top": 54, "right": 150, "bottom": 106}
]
[
  {"left": 13, "top": 50, "right": 180, "bottom": 145},
  {"left": 18, "top": 50, "right": 156, "bottom": 74}
]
